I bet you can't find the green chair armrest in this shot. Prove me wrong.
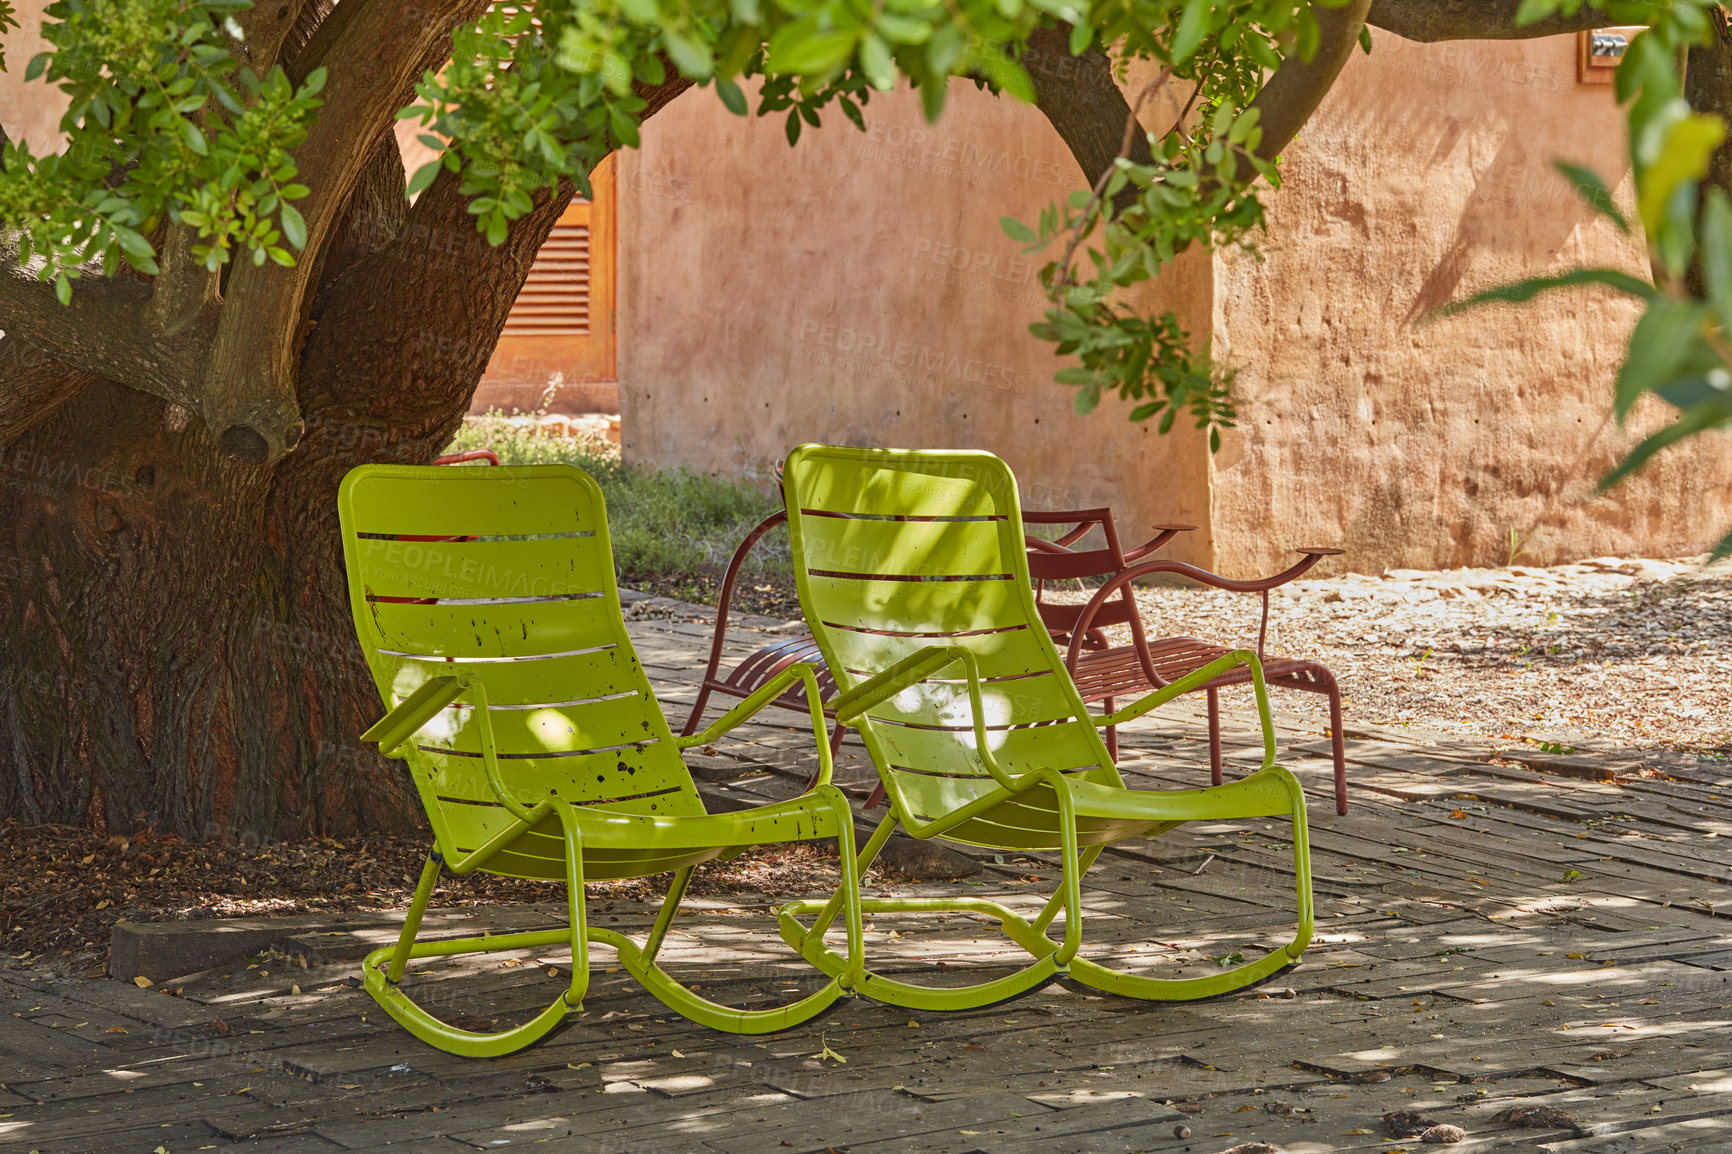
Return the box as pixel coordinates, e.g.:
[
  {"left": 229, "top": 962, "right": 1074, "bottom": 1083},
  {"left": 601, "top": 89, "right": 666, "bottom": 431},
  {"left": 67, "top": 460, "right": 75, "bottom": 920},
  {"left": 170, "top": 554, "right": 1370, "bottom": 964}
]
[
  {"left": 1094, "top": 649, "right": 1278, "bottom": 772},
  {"left": 823, "top": 646, "right": 1036, "bottom": 796},
  {"left": 674, "top": 662, "right": 837, "bottom": 787},
  {"left": 361, "top": 675, "right": 467, "bottom": 758},
  {"left": 824, "top": 646, "right": 969, "bottom": 724}
]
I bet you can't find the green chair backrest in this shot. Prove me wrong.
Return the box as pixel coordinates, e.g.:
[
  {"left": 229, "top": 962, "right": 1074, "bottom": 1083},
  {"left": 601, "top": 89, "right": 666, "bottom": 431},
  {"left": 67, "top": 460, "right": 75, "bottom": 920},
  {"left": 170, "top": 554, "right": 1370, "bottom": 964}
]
[
  {"left": 783, "top": 445, "right": 1121, "bottom": 820},
  {"left": 338, "top": 464, "right": 703, "bottom": 872}
]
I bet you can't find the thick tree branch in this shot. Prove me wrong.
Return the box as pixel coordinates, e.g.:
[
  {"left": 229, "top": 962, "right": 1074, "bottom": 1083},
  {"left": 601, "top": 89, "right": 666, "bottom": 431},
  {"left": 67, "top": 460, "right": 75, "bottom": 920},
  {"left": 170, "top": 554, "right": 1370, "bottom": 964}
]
[
  {"left": 1366, "top": 0, "right": 1611, "bottom": 43},
  {"left": 1026, "top": 25, "right": 1157, "bottom": 210},
  {"left": 1240, "top": 0, "right": 1373, "bottom": 180},
  {"left": 142, "top": 227, "right": 221, "bottom": 336},
  {"left": 0, "top": 335, "right": 95, "bottom": 449},
  {"left": 234, "top": 0, "right": 316, "bottom": 75},
  {"left": 0, "top": 266, "right": 210, "bottom": 412},
  {"left": 197, "top": 0, "right": 490, "bottom": 464}
]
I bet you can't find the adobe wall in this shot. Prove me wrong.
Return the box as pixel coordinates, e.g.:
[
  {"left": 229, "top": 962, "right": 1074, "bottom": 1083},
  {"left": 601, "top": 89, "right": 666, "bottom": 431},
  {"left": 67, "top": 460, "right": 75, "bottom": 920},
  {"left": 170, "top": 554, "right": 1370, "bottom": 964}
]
[
  {"left": 1209, "top": 32, "right": 1732, "bottom": 575},
  {"left": 0, "top": 6, "right": 62, "bottom": 153},
  {"left": 615, "top": 81, "right": 1219, "bottom": 567}
]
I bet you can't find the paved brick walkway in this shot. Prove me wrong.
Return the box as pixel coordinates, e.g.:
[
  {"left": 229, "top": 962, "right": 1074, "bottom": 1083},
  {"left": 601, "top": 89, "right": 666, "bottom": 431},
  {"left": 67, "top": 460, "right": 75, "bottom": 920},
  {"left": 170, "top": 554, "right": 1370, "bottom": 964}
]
[{"left": 3, "top": 601, "right": 1731, "bottom": 1152}]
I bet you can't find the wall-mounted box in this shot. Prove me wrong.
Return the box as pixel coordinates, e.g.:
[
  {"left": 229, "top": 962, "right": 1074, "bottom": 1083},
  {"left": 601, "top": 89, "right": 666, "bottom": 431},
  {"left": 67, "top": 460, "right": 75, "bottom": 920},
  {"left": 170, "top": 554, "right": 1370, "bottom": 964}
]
[{"left": 1579, "top": 27, "right": 1644, "bottom": 84}]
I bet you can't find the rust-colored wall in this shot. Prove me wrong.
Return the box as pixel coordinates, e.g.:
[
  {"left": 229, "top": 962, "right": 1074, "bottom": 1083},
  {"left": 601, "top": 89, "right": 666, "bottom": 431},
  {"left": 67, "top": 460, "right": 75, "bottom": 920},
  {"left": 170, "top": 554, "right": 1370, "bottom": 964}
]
[
  {"left": 616, "top": 81, "right": 1218, "bottom": 566},
  {"left": 619, "top": 36, "right": 1732, "bottom": 575},
  {"left": 0, "top": 6, "right": 66, "bottom": 153},
  {"left": 1210, "top": 32, "right": 1732, "bottom": 574}
]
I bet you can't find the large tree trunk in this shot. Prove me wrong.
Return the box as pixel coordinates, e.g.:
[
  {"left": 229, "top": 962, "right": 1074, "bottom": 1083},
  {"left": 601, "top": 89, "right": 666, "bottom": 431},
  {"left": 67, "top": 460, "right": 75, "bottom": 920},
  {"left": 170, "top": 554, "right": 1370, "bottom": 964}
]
[{"left": 0, "top": 144, "right": 588, "bottom": 838}]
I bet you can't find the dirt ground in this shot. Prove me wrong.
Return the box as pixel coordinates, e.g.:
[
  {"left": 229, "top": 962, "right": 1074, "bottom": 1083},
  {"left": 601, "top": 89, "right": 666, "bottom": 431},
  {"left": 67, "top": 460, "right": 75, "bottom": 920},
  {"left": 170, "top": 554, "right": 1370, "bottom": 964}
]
[{"left": 1041, "top": 553, "right": 1732, "bottom": 758}]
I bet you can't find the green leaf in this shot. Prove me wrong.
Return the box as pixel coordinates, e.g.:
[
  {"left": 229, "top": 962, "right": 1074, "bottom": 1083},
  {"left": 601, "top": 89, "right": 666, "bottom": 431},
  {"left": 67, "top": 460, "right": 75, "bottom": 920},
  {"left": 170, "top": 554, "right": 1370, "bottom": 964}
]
[
  {"left": 715, "top": 78, "right": 748, "bottom": 115},
  {"left": 1358, "top": 24, "right": 1372, "bottom": 54},
  {"left": 1068, "top": 20, "right": 1093, "bottom": 56},
  {"left": 875, "top": 14, "right": 931, "bottom": 44},
  {"left": 859, "top": 32, "right": 894, "bottom": 91},
  {"left": 279, "top": 203, "right": 307, "bottom": 250},
  {"left": 1171, "top": 0, "right": 1213, "bottom": 64},
  {"left": 54, "top": 272, "right": 71, "bottom": 305},
  {"left": 1428, "top": 267, "right": 1656, "bottom": 320},
  {"left": 1555, "top": 161, "right": 1627, "bottom": 233},
  {"left": 406, "top": 159, "right": 442, "bottom": 198},
  {"left": 663, "top": 29, "right": 713, "bottom": 79},
  {"left": 925, "top": 22, "right": 965, "bottom": 75},
  {"left": 1000, "top": 215, "right": 1037, "bottom": 243},
  {"left": 768, "top": 23, "right": 858, "bottom": 76},
  {"left": 1513, "top": 0, "right": 1559, "bottom": 26},
  {"left": 1638, "top": 112, "right": 1726, "bottom": 238},
  {"left": 1613, "top": 297, "right": 1712, "bottom": 420},
  {"left": 785, "top": 108, "right": 802, "bottom": 146},
  {"left": 1702, "top": 188, "right": 1732, "bottom": 336},
  {"left": 178, "top": 117, "right": 208, "bottom": 156}
]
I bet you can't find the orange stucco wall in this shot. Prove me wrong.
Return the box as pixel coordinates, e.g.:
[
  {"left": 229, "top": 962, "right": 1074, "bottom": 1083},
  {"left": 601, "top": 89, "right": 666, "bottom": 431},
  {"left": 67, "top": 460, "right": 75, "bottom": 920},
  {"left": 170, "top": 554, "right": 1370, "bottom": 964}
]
[
  {"left": 615, "top": 80, "right": 1218, "bottom": 567},
  {"left": 1209, "top": 32, "right": 1732, "bottom": 573},
  {"left": 617, "top": 35, "right": 1732, "bottom": 574},
  {"left": 0, "top": 6, "right": 64, "bottom": 153}
]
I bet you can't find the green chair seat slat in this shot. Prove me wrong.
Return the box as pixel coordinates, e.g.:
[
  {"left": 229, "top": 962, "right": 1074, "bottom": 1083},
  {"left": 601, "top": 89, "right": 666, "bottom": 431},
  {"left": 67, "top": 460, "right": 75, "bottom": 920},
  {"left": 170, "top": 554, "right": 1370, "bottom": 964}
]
[
  {"left": 856, "top": 672, "right": 1082, "bottom": 729},
  {"left": 417, "top": 745, "right": 702, "bottom": 813},
  {"left": 801, "top": 575, "right": 1027, "bottom": 635},
  {"left": 372, "top": 649, "right": 645, "bottom": 706},
  {"left": 344, "top": 471, "right": 599, "bottom": 537},
  {"left": 414, "top": 694, "right": 662, "bottom": 759},
  {"left": 823, "top": 624, "right": 1053, "bottom": 682},
  {"left": 364, "top": 599, "right": 616, "bottom": 659},
  {"left": 352, "top": 535, "right": 609, "bottom": 601},
  {"left": 796, "top": 518, "right": 1011, "bottom": 579},
  {"left": 871, "top": 717, "right": 1103, "bottom": 779},
  {"left": 796, "top": 461, "right": 1009, "bottom": 520}
]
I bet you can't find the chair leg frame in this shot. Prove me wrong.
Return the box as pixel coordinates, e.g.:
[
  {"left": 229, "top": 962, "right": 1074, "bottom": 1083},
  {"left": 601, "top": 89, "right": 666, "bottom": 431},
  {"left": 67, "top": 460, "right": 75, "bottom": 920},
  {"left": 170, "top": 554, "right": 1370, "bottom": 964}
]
[
  {"left": 363, "top": 790, "right": 866, "bottom": 1055},
  {"left": 776, "top": 770, "right": 1315, "bottom": 1009}
]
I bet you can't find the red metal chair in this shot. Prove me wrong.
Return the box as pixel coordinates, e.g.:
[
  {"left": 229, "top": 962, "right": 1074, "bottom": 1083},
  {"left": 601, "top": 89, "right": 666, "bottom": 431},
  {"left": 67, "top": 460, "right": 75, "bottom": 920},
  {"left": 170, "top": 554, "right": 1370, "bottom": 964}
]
[
  {"left": 680, "top": 510, "right": 846, "bottom": 758},
  {"left": 1026, "top": 509, "right": 1348, "bottom": 815},
  {"left": 434, "top": 449, "right": 501, "bottom": 466}
]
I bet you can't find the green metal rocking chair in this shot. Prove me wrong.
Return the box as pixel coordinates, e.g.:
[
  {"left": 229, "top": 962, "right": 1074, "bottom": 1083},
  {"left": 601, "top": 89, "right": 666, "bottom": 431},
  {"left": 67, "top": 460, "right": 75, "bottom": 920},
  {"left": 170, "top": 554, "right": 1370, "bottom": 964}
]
[
  {"left": 338, "top": 463, "right": 863, "bottom": 1055},
  {"left": 775, "top": 444, "right": 1314, "bottom": 1009}
]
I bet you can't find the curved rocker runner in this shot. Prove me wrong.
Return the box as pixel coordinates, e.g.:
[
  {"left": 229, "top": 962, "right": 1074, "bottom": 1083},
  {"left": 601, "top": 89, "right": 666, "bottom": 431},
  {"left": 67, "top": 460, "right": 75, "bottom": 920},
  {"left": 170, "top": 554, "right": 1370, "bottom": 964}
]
[
  {"left": 774, "top": 444, "right": 1315, "bottom": 1010},
  {"left": 337, "top": 463, "right": 865, "bottom": 1056}
]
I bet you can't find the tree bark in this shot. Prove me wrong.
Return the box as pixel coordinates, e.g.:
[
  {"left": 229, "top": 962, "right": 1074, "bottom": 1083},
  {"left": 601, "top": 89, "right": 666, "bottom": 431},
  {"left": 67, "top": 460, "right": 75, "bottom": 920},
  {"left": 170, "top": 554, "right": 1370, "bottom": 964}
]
[
  {"left": 1365, "top": 0, "right": 1609, "bottom": 43},
  {"left": 1686, "top": 6, "right": 1732, "bottom": 298},
  {"left": 0, "top": 68, "right": 688, "bottom": 837}
]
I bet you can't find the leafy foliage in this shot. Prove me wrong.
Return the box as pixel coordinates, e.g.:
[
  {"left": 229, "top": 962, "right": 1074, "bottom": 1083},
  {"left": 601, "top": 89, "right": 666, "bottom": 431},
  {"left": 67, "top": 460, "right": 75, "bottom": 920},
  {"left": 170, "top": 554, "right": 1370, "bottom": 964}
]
[
  {"left": 3, "top": 0, "right": 1345, "bottom": 447},
  {"left": 0, "top": 0, "right": 326, "bottom": 298},
  {"left": 1445, "top": 0, "right": 1732, "bottom": 556}
]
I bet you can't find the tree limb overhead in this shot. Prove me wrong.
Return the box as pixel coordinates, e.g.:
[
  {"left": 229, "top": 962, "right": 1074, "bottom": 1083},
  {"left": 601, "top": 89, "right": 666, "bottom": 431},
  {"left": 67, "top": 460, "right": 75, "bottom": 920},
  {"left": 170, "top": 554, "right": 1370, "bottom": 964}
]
[
  {"left": 1366, "top": 0, "right": 1611, "bottom": 43},
  {"left": 195, "top": 0, "right": 492, "bottom": 464},
  {"left": 1025, "top": 25, "right": 1157, "bottom": 210},
  {"left": 1242, "top": 0, "right": 1373, "bottom": 179}
]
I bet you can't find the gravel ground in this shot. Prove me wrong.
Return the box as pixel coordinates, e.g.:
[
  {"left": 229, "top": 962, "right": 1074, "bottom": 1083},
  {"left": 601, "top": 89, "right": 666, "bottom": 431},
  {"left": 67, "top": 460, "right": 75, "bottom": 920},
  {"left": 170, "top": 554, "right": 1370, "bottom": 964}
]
[{"left": 1045, "top": 554, "right": 1732, "bottom": 757}]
